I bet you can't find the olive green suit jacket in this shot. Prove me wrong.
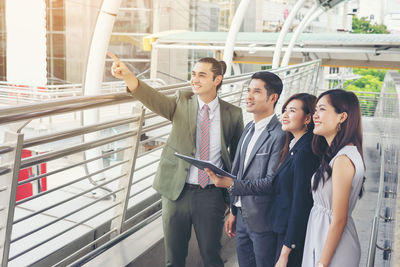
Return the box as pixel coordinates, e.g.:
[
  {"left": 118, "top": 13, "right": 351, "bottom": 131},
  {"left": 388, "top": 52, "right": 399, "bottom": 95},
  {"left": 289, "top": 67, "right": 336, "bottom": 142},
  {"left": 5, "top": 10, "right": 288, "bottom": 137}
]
[{"left": 132, "top": 80, "right": 244, "bottom": 201}]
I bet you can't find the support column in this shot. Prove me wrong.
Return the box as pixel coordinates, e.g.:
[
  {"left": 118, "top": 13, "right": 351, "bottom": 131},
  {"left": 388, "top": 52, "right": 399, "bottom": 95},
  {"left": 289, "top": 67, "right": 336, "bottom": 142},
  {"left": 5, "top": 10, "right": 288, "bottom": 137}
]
[
  {"left": 83, "top": 0, "right": 123, "bottom": 183},
  {"left": 271, "top": 0, "right": 307, "bottom": 69},
  {"left": 83, "top": 0, "right": 123, "bottom": 95},
  {"left": 222, "top": 0, "right": 251, "bottom": 77},
  {"left": 280, "top": 4, "right": 323, "bottom": 67},
  {"left": 150, "top": 0, "right": 160, "bottom": 79}
]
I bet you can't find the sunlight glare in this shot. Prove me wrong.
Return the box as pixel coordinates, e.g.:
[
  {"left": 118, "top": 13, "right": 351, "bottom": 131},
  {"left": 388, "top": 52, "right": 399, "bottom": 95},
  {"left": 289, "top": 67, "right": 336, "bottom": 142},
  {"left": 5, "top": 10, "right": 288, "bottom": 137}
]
[{"left": 6, "top": 0, "right": 47, "bottom": 86}]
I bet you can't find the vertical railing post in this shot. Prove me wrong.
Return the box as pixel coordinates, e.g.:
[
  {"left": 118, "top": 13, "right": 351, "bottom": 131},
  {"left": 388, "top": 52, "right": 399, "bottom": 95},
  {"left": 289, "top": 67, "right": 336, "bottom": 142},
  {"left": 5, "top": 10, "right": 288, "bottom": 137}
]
[
  {"left": 222, "top": 0, "right": 251, "bottom": 77},
  {"left": 110, "top": 104, "right": 146, "bottom": 235},
  {"left": 0, "top": 132, "right": 24, "bottom": 267},
  {"left": 280, "top": 4, "right": 323, "bottom": 68},
  {"left": 311, "top": 61, "right": 321, "bottom": 95},
  {"left": 271, "top": 0, "right": 307, "bottom": 69},
  {"left": 395, "top": 149, "right": 400, "bottom": 267},
  {"left": 367, "top": 139, "right": 386, "bottom": 267}
]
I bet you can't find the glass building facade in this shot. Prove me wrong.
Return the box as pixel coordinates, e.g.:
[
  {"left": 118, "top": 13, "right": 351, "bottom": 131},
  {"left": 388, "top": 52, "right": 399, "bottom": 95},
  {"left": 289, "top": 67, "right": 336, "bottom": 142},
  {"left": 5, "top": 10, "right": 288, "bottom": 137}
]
[
  {"left": 0, "top": 1, "right": 6, "bottom": 81},
  {"left": 46, "top": 0, "right": 66, "bottom": 84}
]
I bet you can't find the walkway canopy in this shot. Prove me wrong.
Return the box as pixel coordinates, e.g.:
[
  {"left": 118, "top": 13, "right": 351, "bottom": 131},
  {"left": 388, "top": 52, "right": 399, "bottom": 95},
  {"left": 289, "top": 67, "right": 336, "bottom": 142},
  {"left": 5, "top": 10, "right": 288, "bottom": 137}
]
[{"left": 144, "top": 31, "right": 400, "bottom": 69}]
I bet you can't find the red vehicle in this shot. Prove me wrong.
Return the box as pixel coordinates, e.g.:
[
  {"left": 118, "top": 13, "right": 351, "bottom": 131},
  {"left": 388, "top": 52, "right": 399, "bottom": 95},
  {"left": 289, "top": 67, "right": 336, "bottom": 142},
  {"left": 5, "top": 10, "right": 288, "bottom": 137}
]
[{"left": 16, "top": 149, "right": 47, "bottom": 201}]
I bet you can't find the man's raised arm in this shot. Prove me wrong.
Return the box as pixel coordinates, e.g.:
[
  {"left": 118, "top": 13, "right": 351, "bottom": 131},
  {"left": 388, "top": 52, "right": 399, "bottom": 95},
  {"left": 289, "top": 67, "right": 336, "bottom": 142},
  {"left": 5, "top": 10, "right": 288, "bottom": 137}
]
[{"left": 107, "top": 51, "right": 139, "bottom": 93}]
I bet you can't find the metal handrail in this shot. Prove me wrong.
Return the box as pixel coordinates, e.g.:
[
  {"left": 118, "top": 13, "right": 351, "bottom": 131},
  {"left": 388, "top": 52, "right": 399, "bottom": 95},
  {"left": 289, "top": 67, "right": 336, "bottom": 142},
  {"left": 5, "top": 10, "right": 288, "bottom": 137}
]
[
  {"left": 0, "top": 60, "right": 321, "bottom": 125},
  {"left": 12, "top": 185, "right": 126, "bottom": 242},
  {"left": 9, "top": 202, "right": 122, "bottom": 261},
  {"left": 53, "top": 227, "right": 118, "bottom": 267},
  {"left": 20, "top": 130, "right": 138, "bottom": 168},
  {"left": 68, "top": 210, "right": 162, "bottom": 267},
  {"left": 366, "top": 70, "right": 400, "bottom": 266},
  {"left": 23, "top": 116, "right": 140, "bottom": 149},
  {"left": 0, "top": 93, "right": 136, "bottom": 125},
  {"left": 17, "top": 146, "right": 131, "bottom": 186},
  {"left": 367, "top": 140, "right": 386, "bottom": 267},
  {"left": 14, "top": 174, "right": 127, "bottom": 225},
  {"left": 16, "top": 160, "right": 128, "bottom": 206}
]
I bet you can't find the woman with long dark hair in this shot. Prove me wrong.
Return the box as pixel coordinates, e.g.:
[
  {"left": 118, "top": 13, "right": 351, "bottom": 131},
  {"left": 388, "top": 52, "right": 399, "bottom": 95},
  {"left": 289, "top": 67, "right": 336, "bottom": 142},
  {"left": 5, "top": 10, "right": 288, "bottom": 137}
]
[
  {"left": 271, "top": 93, "right": 319, "bottom": 267},
  {"left": 302, "top": 89, "right": 365, "bottom": 267}
]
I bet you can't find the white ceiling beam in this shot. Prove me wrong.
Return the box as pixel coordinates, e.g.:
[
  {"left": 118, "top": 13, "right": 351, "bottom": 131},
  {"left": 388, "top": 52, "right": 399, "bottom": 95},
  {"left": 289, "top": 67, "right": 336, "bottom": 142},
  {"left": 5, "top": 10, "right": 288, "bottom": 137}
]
[{"left": 152, "top": 44, "right": 400, "bottom": 55}]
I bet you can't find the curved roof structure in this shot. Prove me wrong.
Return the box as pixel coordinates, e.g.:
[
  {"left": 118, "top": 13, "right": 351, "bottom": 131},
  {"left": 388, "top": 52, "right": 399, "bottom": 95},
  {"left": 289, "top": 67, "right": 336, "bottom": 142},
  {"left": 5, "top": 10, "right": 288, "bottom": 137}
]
[{"left": 146, "top": 31, "right": 400, "bottom": 69}]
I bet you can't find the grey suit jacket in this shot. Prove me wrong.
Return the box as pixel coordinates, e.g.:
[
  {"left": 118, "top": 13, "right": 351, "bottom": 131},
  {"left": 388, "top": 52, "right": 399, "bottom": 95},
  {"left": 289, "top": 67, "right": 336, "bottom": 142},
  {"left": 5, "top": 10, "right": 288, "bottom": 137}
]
[
  {"left": 230, "top": 115, "right": 285, "bottom": 233},
  {"left": 131, "top": 80, "right": 244, "bottom": 201}
]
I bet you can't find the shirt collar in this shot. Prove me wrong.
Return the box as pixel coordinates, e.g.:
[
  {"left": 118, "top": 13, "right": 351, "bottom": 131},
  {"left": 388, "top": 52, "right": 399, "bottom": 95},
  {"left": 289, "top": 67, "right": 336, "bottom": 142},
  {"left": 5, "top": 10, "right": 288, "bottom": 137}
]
[
  {"left": 197, "top": 96, "right": 219, "bottom": 113},
  {"left": 289, "top": 138, "right": 297, "bottom": 150},
  {"left": 252, "top": 113, "right": 274, "bottom": 132}
]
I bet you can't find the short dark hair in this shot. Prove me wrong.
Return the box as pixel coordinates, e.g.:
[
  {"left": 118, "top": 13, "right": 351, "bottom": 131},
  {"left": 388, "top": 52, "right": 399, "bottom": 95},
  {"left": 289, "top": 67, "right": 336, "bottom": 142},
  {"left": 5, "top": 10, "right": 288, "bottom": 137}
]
[
  {"left": 197, "top": 57, "right": 227, "bottom": 90},
  {"left": 250, "top": 71, "right": 283, "bottom": 106}
]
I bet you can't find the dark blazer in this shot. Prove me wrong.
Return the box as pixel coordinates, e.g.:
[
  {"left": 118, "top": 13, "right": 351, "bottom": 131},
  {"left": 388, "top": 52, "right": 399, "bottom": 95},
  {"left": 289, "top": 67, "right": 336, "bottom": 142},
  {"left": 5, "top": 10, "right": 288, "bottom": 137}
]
[
  {"left": 131, "top": 80, "right": 244, "bottom": 201},
  {"left": 230, "top": 116, "right": 286, "bottom": 233},
  {"left": 271, "top": 132, "right": 319, "bottom": 252}
]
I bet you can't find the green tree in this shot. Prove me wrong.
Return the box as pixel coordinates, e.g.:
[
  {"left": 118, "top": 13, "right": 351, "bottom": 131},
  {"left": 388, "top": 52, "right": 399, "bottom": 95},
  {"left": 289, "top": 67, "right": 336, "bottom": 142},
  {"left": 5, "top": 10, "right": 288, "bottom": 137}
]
[
  {"left": 346, "top": 17, "right": 388, "bottom": 116},
  {"left": 344, "top": 69, "right": 386, "bottom": 116},
  {"left": 344, "top": 71, "right": 384, "bottom": 92},
  {"left": 352, "top": 16, "right": 389, "bottom": 34}
]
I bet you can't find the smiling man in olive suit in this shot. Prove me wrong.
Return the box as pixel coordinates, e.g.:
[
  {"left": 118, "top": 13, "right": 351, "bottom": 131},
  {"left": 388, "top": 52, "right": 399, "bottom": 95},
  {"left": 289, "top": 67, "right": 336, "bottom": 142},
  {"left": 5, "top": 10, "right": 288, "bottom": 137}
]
[{"left": 108, "top": 52, "right": 244, "bottom": 267}]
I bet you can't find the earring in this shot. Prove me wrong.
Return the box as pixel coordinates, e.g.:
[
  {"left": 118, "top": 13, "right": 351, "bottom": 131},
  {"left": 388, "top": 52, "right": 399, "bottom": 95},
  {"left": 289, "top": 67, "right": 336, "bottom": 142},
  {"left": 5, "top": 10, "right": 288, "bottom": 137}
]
[{"left": 337, "top": 123, "right": 341, "bottom": 132}]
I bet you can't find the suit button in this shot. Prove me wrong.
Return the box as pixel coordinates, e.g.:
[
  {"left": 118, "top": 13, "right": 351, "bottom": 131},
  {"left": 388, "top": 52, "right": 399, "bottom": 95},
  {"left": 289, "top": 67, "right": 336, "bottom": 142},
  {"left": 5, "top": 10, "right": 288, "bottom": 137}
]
[
  {"left": 290, "top": 152, "right": 294, "bottom": 156},
  {"left": 291, "top": 244, "right": 296, "bottom": 249}
]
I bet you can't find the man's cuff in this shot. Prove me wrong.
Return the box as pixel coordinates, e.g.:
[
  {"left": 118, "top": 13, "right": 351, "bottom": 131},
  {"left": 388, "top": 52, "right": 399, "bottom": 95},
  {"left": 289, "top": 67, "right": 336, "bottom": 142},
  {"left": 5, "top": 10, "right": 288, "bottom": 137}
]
[{"left": 231, "top": 205, "right": 238, "bottom": 216}]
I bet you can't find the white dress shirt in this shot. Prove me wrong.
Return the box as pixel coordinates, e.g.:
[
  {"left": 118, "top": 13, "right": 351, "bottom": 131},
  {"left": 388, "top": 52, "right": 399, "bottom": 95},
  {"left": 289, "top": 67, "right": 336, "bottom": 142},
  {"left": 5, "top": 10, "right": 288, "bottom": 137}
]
[
  {"left": 234, "top": 114, "right": 274, "bottom": 207},
  {"left": 289, "top": 137, "right": 297, "bottom": 151},
  {"left": 186, "top": 96, "right": 222, "bottom": 185}
]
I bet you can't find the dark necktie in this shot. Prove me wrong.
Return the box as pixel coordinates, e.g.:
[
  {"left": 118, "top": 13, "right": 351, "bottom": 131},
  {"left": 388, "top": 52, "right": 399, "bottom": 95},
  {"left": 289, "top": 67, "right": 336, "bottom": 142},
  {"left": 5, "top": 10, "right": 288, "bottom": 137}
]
[{"left": 238, "top": 124, "right": 255, "bottom": 178}]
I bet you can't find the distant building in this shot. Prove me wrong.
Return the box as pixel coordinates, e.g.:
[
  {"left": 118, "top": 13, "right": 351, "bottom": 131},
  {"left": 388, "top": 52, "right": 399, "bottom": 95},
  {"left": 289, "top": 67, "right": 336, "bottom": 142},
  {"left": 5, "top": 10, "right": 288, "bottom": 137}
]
[
  {"left": 356, "top": 0, "right": 400, "bottom": 33},
  {"left": 259, "top": 0, "right": 353, "bottom": 33},
  {"left": 385, "top": 0, "right": 400, "bottom": 34},
  {"left": 1, "top": 0, "right": 190, "bottom": 85},
  {"left": 191, "top": 1, "right": 220, "bottom": 32},
  {"left": 0, "top": 1, "right": 5, "bottom": 81}
]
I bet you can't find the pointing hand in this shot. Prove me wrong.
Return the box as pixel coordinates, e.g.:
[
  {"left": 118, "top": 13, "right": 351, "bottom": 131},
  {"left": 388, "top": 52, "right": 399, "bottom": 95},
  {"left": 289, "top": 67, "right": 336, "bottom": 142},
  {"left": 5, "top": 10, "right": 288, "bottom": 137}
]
[{"left": 107, "top": 51, "right": 138, "bottom": 92}]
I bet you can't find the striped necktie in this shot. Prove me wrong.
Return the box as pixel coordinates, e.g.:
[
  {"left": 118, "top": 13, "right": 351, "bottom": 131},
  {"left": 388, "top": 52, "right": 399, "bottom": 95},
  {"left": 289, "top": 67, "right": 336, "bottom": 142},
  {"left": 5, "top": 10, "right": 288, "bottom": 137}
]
[
  {"left": 238, "top": 124, "right": 255, "bottom": 178},
  {"left": 198, "top": 104, "right": 210, "bottom": 188}
]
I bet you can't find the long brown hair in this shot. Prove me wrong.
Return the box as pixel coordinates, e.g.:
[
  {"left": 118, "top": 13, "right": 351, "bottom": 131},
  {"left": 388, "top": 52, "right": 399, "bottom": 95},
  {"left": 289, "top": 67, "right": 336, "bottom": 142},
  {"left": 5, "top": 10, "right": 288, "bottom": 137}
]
[
  {"left": 312, "top": 89, "right": 364, "bottom": 197},
  {"left": 279, "top": 93, "right": 317, "bottom": 164}
]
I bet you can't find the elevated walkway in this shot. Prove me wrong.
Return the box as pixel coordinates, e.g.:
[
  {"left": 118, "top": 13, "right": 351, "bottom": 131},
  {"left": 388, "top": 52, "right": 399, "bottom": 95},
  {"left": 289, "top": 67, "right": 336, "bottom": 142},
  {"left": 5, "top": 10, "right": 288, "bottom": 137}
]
[{"left": 0, "top": 61, "right": 399, "bottom": 267}]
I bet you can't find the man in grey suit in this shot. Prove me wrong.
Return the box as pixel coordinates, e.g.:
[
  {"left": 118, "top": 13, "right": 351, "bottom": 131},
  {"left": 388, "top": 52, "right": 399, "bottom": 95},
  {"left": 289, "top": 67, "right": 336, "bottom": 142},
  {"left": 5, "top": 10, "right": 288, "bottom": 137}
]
[
  {"left": 206, "top": 71, "right": 286, "bottom": 267},
  {"left": 108, "top": 52, "right": 243, "bottom": 267}
]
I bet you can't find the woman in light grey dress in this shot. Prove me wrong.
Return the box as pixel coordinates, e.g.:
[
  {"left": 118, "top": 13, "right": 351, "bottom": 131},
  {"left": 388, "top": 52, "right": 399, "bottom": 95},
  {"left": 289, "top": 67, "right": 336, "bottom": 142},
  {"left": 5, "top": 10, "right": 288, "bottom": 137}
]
[{"left": 302, "top": 89, "right": 365, "bottom": 267}]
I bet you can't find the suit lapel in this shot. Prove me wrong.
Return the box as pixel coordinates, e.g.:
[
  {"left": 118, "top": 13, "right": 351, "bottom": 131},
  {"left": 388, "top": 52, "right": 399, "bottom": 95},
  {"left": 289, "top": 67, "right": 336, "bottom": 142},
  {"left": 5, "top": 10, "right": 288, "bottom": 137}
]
[
  {"left": 275, "top": 151, "right": 292, "bottom": 176},
  {"left": 275, "top": 131, "right": 312, "bottom": 176},
  {"left": 243, "top": 115, "right": 279, "bottom": 174},
  {"left": 219, "top": 99, "right": 231, "bottom": 153},
  {"left": 188, "top": 95, "right": 198, "bottom": 147},
  {"left": 242, "top": 127, "right": 270, "bottom": 174},
  {"left": 232, "top": 122, "right": 252, "bottom": 176}
]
